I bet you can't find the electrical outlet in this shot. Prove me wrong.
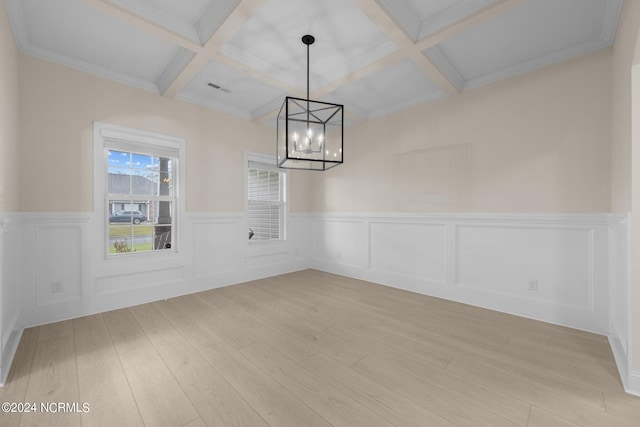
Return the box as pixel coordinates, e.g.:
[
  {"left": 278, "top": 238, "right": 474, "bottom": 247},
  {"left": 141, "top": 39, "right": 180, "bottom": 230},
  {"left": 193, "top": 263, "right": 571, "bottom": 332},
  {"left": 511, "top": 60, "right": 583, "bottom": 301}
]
[
  {"left": 52, "top": 281, "right": 63, "bottom": 293},
  {"left": 528, "top": 280, "right": 538, "bottom": 291}
]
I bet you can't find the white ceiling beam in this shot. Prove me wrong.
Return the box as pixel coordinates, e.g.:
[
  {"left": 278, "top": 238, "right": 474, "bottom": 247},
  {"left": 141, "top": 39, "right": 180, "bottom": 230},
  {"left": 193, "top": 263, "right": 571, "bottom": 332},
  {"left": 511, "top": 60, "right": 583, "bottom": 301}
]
[
  {"left": 83, "top": 0, "right": 322, "bottom": 121},
  {"left": 409, "top": 51, "right": 459, "bottom": 95},
  {"left": 250, "top": 0, "right": 414, "bottom": 124},
  {"left": 351, "top": 0, "right": 414, "bottom": 50},
  {"left": 162, "top": 0, "right": 266, "bottom": 98},
  {"left": 210, "top": 53, "right": 302, "bottom": 96},
  {"left": 415, "top": 0, "right": 529, "bottom": 51},
  {"left": 80, "top": 0, "right": 202, "bottom": 52},
  {"left": 257, "top": 0, "right": 530, "bottom": 122},
  {"left": 351, "top": 0, "right": 457, "bottom": 95},
  {"left": 350, "top": 0, "right": 528, "bottom": 98},
  {"left": 313, "top": 50, "right": 405, "bottom": 98},
  {"left": 81, "top": 0, "right": 529, "bottom": 123}
]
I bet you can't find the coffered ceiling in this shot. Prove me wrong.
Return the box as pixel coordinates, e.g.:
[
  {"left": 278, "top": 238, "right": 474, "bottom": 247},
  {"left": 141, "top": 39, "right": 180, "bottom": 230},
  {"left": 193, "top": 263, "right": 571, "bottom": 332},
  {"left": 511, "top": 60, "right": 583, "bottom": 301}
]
[{"left": 5, "top": 0, "right": 623, "bottom": 124}]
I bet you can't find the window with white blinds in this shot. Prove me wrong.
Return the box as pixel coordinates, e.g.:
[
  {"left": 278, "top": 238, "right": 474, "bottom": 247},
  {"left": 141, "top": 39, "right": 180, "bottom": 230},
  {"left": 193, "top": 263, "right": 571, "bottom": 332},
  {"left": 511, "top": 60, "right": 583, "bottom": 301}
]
[{"left": 247, "top": 156, "right": 286, "bottom": 243}]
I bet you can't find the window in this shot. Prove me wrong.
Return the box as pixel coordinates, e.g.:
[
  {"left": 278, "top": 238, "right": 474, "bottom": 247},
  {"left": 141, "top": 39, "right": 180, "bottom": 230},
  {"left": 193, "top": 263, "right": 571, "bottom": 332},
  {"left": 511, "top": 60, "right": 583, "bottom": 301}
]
[
  {"left": 94, "top": 123, "right": 183, "bottom": 257},
  {"left": 246, "top": 153, "right": 287, "bottom": 243}
]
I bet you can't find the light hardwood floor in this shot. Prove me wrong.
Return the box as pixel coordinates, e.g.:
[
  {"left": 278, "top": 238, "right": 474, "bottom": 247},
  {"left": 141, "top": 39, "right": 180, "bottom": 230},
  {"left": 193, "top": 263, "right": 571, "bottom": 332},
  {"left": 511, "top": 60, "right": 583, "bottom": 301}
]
[{"left": 1, "top": 269, "right": 639, "bottom": 426}]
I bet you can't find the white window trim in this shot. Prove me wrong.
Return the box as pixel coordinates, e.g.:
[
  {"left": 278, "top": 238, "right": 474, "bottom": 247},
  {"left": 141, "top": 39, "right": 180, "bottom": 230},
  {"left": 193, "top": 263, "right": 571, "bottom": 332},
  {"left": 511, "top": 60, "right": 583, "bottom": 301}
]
[
  {"left": 244, "top": 151, "right": 289, "bottom": 250},
  {"left": 93, "top": 122, "right": 186, "bottom": 260}
]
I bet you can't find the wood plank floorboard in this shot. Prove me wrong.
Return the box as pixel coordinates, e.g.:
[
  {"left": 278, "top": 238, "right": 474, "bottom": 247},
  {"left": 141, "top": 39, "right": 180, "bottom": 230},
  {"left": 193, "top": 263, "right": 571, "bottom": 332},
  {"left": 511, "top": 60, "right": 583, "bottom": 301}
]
[
  {"left": 72, "top": 314, "right": 143, "bottom": 427},
  {"left": 1, "top": 269, "right": 639, "bottom": 426},
  {"left": 20, "top": 323, "right": 81, "bottom": 427}
]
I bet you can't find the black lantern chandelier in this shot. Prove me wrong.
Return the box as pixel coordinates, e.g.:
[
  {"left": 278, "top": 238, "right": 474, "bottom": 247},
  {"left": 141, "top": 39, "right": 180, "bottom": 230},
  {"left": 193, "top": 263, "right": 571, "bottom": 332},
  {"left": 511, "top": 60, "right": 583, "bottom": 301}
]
[{"left": 277, "top": 35, "right": 344, "bottom": 171}]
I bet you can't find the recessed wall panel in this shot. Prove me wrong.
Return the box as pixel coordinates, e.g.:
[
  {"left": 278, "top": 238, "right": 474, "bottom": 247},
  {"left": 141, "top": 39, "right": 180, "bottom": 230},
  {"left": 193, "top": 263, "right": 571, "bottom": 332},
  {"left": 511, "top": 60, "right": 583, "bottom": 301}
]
[
  {"left": 314, "top": 220, "right": 364, "bottom": 268},
  {"left": 370, "top": 222, "right": 446, "bottom": 283},
  {"left": 37, "top": 226, "right": 82, "bottom": 305},
  {"left": 456, "top": 225, "right": 592, "bottom": 309},
  {"left": 95, "top": 266, "right": 185, "bottom": 295},
  {"left": 193, "top": 220, "right": 241, "bottom": 278}
]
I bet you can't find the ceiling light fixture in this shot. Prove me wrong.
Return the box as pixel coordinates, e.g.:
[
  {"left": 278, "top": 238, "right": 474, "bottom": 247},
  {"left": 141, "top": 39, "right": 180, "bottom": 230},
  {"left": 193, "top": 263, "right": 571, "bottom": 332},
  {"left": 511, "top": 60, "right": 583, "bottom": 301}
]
[{"left": 277, "top": 35, "right": 344, "bottom": 171}]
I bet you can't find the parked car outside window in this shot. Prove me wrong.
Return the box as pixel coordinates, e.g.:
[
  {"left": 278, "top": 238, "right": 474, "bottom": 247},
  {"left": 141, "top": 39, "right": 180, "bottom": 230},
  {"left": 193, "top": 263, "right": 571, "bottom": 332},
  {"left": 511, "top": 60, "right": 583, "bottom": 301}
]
[{"left": 109, "top": 210, "right": 147, "bottom": 224}]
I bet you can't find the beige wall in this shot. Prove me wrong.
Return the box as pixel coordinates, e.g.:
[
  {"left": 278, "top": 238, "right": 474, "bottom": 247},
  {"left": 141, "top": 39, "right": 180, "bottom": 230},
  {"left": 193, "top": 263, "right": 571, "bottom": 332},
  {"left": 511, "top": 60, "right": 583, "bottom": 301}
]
[
  {"left": 0, "top": 0, "right": 19, "bottom": 212},
  {"left": 17, "top": 55, "right": 311, "bottom": 213},
  {"left": 308, "top": 49, "right": 613, "bottom": 214}
]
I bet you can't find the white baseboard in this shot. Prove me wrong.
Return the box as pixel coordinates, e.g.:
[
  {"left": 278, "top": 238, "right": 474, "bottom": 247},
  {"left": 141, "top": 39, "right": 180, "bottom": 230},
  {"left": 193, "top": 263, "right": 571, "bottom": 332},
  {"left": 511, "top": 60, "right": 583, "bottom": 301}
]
[
  {"left": 614, "top": 339, "right": 640, "bottom": 397},
  {"left": 627, "top": 370, "right": 640, "bottom": 397}
]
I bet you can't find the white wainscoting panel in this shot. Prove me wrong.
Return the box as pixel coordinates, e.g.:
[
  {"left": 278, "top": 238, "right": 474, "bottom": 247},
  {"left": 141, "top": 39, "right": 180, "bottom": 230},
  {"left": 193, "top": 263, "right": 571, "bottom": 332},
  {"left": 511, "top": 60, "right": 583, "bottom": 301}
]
[
  {"left": 292, "top": 215, "right": 312, "bottom": 261},
  {"left": 370, "top": 221, "right": 447, "bottom": 284},
  {"left": 0, "top": 215, "right": 22, "bottom": 386},
  {"left": 245, "top": 249, "right": 291, "bottom": 270},
  {"left": 191, "top": 214, "right": 243, "bottom": 279},
  {"left": 14, "top": 211, "right": 307, "bottom": 329},
  {"left": 95, "top": 266, "right": 186, "bottom": 296},
  {"left": 308, "top": 213, "right": 613, "bottom": 334},
  {"left": 2, "top": 210, "right": 635, "bottom": 395},
  {"left": 455, "top": 225, "right": 592, "bottom": 309},
  {"left": 36, "top": 225, "right": 82, "bottom": 306},
  {"left": 313, "top": 218, "right": 367, "bottom": 268},
  {"left": 607, "top": 215, "right": 635, "bottom": 395},
  {"left": 609, "top": 215, "right": 629, "bottom": 353},
  {"left": 20, "top": 213, "right": 91, "bottom": 325}
]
